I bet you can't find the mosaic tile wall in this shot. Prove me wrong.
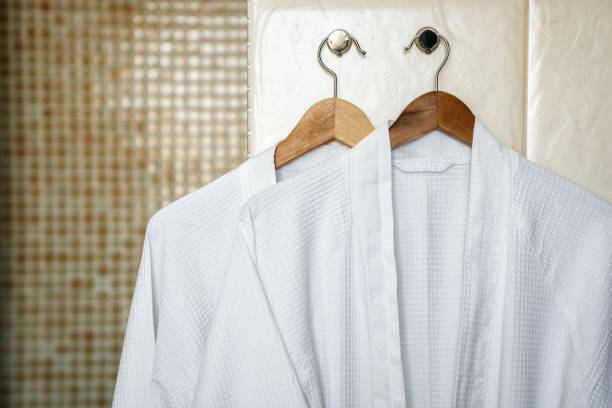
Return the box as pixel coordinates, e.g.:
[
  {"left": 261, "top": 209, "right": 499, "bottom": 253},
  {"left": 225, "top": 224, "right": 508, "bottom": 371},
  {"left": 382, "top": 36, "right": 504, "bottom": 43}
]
[{"left": 0, "top": 1, "right": 248, "bottom": 406}]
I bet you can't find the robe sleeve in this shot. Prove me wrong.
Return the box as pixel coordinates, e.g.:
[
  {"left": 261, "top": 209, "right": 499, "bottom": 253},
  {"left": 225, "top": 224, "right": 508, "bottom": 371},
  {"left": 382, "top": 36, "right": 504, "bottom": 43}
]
[
  {"left": 553, "top": 213, "right": 612, "bottom": 407},
  {"left": 112, "top": 220, "right": 157, "bottom": 408},
  {"left": 191, "top": 217, "right": 309, "bottom": 408}
]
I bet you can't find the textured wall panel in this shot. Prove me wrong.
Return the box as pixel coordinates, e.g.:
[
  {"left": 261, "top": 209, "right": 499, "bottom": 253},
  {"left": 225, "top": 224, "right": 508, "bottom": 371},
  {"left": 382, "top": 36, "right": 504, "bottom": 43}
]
[
  {"left": 249, "top": 0, "right": 526, "bottom": 154},
  {"left": 527, "top": 0, "right": 612, "bottom": 202}
]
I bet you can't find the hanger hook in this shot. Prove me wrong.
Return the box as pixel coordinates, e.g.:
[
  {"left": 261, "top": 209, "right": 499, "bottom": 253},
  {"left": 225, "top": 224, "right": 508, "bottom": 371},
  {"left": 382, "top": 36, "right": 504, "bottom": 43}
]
[
  {"left": 404, "top": 27, "right": 450, "bottom": 91},
  {"left": 317, "top": 29, "right": 367, "bottom": 98}
]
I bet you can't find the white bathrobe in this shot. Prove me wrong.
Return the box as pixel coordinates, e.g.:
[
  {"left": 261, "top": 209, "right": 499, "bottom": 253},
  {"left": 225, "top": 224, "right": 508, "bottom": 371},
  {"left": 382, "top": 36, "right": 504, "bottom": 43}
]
[
  {"left": 195, "top": 120, "right": 611, "bottom": 407},
  {"left": 112, "top": 143, "right": 349, "bottom": 407}
]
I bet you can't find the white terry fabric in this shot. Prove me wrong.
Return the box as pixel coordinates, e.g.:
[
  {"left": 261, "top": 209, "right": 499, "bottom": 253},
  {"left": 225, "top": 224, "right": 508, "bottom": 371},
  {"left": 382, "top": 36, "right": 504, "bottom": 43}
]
[
  {"left": 112, "top": 142, "right": 349, "bottom": 408},
  {"left": 196, "top": 120, "right": 612, "bottom": 407}
]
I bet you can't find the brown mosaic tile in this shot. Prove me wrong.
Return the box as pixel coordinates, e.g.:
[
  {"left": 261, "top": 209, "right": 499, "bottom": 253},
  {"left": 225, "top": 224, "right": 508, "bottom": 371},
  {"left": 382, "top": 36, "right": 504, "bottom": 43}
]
[{"left": 0, "top": 1, "right": 248, "bottom": 406}]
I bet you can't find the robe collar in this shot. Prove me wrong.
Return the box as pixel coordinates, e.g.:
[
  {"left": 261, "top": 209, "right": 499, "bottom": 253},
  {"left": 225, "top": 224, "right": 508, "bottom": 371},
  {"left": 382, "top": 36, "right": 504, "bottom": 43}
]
[
  {"left": 239, "top": 143, "right": 278, "bottom": 201},
  {"left": 350, "top": 119, "right": 516, "bottom": 408}
]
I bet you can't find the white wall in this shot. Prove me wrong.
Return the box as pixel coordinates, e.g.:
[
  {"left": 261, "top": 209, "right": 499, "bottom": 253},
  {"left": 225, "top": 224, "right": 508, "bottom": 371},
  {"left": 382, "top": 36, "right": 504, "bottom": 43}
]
[{"left": 249, "top": 0, "right": 612, "bottom": 202}]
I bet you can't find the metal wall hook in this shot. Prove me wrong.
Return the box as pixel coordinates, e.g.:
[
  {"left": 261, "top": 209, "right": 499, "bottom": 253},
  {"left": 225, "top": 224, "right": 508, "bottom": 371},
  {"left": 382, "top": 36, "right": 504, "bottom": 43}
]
[
  {"left": 404, "top": 27, "right": 450, "bottom": 91},
  {"left": 317, "top": 29, "right": 367, "bottom": 98}
]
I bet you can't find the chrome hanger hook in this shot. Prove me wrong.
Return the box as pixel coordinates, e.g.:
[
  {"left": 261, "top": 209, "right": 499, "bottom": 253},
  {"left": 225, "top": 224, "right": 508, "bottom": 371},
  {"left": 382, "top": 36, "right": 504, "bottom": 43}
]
[
  {"left": 404, "top": 27, "right": 450, "bottom": 91},
  {"left": 317, "top": 29, "right": 367, "bottom": 98}
]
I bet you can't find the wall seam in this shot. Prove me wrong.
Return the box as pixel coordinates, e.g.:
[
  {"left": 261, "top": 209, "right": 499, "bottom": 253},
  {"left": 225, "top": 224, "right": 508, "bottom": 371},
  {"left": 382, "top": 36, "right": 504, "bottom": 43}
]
[{"left": 247, "top": 0, "right": 253, "bottom": 157}]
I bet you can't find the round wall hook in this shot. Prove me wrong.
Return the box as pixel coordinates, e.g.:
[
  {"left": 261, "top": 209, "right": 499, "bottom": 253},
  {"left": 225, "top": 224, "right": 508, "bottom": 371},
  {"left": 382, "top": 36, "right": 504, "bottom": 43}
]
[
  {"left": 318, "top": 29, "right": 367, "bottom": 97},
  {"left": 326, "top": 29, "right": 352, "bottom": 57},
  {"left": 404, "top": 26, "right": 450, "bottom": 91},
  {"left": 409, "top": 27, "right": 441, "bottom": 54}
]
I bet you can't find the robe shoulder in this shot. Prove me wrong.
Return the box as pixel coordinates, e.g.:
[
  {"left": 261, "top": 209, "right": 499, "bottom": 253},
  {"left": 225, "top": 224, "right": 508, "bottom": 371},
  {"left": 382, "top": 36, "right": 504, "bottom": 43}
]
[
  {"left": 146, "top": 165, "right": 243, "bottom": 241},
  {"left": 512, "top": 154, "right": 612, "bottom": 274}
]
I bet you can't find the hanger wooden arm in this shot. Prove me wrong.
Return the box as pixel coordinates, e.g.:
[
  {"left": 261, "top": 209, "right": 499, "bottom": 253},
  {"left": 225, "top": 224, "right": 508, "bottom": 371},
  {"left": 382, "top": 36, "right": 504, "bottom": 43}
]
[{"left": 389, "top": 91, "right": 474, "bottom": 149}]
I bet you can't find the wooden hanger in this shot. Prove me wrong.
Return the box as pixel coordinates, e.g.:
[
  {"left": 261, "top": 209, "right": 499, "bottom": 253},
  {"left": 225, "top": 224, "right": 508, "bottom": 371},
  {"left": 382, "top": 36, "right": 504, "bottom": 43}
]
[
  {"left": 274, "top": 30, "right": 374, "bottom": 168},
  {"left": 389, "top": 27, "right": 475, "bottom": 149}
]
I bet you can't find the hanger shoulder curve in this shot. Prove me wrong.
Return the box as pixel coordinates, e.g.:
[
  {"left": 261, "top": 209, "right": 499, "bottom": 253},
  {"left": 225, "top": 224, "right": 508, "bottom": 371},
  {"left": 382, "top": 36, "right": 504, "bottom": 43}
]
[
  {"left": 274, "top": 97, "right": 373, "bottom": 168},
  {"left": 437, "top": 91, "right": 475, "bottom": 145},
  {"left": 333, "top": 98, "right": 374, "bottom": 145},
  {"left": 389, "top": 91, "right": 439, "bottom": 149}
]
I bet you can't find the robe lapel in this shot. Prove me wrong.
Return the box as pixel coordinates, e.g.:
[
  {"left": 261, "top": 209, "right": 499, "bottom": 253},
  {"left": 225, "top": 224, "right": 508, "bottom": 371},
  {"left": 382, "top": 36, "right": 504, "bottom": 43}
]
[
  {"left": 350, "top": 119, "right": 516, "bottom": 408},
  {"left": 350, "top": 122, "right": 407, "bottom": 408},
  {"left": 452, "top": 120, "right": 516, "bottom": 408}
]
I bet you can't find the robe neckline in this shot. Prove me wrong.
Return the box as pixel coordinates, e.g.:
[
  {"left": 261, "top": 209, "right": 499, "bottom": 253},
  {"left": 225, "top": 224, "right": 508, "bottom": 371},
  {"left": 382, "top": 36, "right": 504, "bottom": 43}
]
[
  {"left": 239, "top": 141, "right": 351, "bottom": 202},
  {"left": 350, "top": 119, "right": 515, "bottom": 408}
]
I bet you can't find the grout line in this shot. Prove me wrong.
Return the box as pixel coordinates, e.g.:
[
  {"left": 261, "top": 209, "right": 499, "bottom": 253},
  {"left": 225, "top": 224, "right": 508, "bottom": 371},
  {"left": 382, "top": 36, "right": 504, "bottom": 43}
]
[{"left": 522, "top": 0, "right": 530, "bottom": 158}]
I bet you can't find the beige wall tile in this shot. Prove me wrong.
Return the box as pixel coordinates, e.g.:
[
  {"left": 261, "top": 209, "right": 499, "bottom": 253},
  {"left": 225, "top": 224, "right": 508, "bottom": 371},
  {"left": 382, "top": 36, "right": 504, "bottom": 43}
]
[{"left": 527, "top": 0, "right": 612, "bottom": 202}]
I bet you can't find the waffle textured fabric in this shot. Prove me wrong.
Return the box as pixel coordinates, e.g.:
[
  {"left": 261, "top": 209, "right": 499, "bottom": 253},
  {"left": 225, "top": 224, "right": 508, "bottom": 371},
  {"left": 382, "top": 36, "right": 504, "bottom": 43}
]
[
  {"left": 195, "top": 120, "right": 612, "bottom": 407},
  {"left": 112, "top": 142, "right": 349, "bottom": 407}
]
